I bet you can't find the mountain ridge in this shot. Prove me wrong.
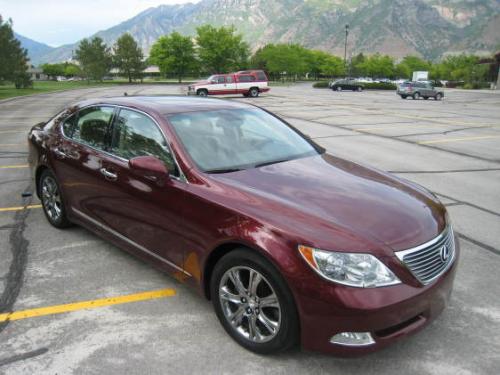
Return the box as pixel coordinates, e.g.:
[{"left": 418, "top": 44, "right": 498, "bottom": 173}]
[{"left": 25, "top": 0, "right": 500, "bottom": 65}]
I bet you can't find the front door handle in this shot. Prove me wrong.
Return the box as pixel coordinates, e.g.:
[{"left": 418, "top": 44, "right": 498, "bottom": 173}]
[{"left": 100, "top": 168, "right": 118, "bottom": 181}]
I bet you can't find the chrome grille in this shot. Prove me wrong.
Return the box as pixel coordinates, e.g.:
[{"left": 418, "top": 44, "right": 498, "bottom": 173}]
[{"left": 396, "top": 227, "right": 455, "bottom": 285}]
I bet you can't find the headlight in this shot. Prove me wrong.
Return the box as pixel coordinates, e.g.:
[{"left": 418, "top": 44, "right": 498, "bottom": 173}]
[{"left": 298, "top": 245, "right": 401, "bottom": 288}]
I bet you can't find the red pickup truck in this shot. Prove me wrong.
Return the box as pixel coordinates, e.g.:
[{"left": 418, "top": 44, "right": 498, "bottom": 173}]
[{"left": 188, "top": 70, "right": 270, "bottom": 97}]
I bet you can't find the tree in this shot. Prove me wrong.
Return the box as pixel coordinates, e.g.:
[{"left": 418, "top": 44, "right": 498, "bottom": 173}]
[
  {"left": 149, "top": 32, "right": 197, "bottom": 82},
  {"left": 396, "top": 55, "right": 431, "bottom": 79},
  {"left": 196, "top": 25, "right": 249, "bottom": 73},
  {"left": 42, "top": 63, "right": 65, "bottom": 79},
  {"left": 252, "top": 44, "right": 309, "bottom": 81},
  {"left": 113, "top": 33, "right": 145, "bottom": 83},
  {"left": 75, "top": 37, "right": 112, "bottom": 82},
  {"left": 320, "top": 55, "right": 345, "bottom": 78},
  {"left": 0, "top": 15, "right": 31, "bottom": 88}
]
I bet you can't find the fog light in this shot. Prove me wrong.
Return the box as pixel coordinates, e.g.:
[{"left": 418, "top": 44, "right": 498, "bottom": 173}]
[{"left": 330, "top": 332, "right": 375, "bottom": 346}]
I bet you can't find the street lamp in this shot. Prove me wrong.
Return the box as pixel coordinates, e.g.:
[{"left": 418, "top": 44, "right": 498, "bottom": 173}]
[{"left": 344, "top": 24, "right": 349, "bottom": 77}]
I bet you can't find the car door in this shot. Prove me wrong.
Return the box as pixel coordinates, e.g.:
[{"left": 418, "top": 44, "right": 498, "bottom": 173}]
[
  {"left": 90, "top": 107, "right": 188, "bottom": 269},
  {"left": 224, "top": 75, "right": 237, "bottom": 94},
  {"left": 209, "top": 75, "right": 227, "bottom": 94},
  {"left": 51, "top": 105, "right": 115, "bottom": 218}
]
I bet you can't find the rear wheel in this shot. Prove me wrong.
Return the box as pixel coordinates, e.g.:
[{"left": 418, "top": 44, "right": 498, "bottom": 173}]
[
  {"left": 424, "top": 96, "right": 429, "bottom": 100},
  {"left": 197, "top": 89, "right": 208, "bottom": 97},
  {"left": 249, "top": 88, "right": 259, "bottom": 98},
  {"left": 435, "top": 93, "right": 442, "bottom": 101},
  {"left": 413, "top": 92, "right": 420, "bottom": 100},
  {"left": 39, "top": 169, "right": 72, "bottom": 228},
  {"left": 336, "top": 86, "right": 342, "bottom": 92},
  {"left": 401, "top": 95, "right": 407, "bottom": 99},
  {"left": 210, "top": 248, "right": 299, "bottom": 354},
  {"left": 357, "top": 86, "right": 363, "bottom": 92}
]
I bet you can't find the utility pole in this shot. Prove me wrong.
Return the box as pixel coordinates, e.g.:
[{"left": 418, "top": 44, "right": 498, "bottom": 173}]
[{"left": 344, "top": 24, "right": 349, "bottom": 78}]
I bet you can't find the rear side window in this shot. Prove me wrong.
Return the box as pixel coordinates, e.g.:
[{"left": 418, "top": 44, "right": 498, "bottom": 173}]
[
  {"left": 110, "top": 109, "right": 177, "bottom": 175},
  {"left": 217, "top": 76, "right": 225, "bottom": 84},
  {"left": 226, "top": 76, "right": 234, "bottom": 83},
  {"left": 238, "top": 75, "right": 255, "bottom": 82},
  {"left": 256, "top": 71, "right": 267, "bottom": 81},
  {"left": 63, "top": 106, "right": 114, "bottom": 149}
]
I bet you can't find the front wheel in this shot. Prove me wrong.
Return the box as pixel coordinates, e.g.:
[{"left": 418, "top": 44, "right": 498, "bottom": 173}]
[
  {"left": 435, "top": 93, "right": 443, "bottom": 101},
  {"left": 39, "top": 169, "right": 72, "bottom": 228},
  {"left": 413, "top": 92, "right": 420, "bottom": 100},
  {"left": 210, "top": 249, "right": 299, "bottom": 354},
  {"left": 357, "top": 86, "right": 363, "bottom": 92},
  {"left": 401, "top": 95, "right": 407, "bottom": 99},
  {"left": 336, "top": 86, "right": 342, "bottom": 92},
  {"left": 197, "top": 89, "right": 208, "bottom": 97}
]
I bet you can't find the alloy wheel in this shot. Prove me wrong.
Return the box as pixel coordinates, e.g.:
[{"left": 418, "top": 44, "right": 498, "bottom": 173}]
[
  {"left": 41, "top": 175, "right": 62, "bottom": 222},
  {"left": 219, "top": 266, "right": 281, "bottom": 343}
]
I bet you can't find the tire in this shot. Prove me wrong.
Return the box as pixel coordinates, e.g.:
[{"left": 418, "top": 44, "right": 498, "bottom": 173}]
[
  {"left": 210, "top": 248, "right": 299, "bottom": 354},
  {"left": 39, "top": 169, "right": 72, "bottom": 228},
  {"left": 197, "top": 89, "right": 208, "bottom": 97},
  {"left": 424, "top": 96, "right": 429, "bottom": 100},
  {"left": 336, "top": 86, "right": 342, "bottom": 92},
  {"left": 401, "top": 95, "right": 407, "bottom": 99},
  {"left": 435, "top": 93, "right": 442, "bottom": 101},
  {"left": 413, "top": 92, "right": 420, "bottom": 100},
  {"left": 249, "top": 88, "right": 259, "bottom": 98},
  {"left": 357, "top": 86, "right": 363, "bottom": 92}
]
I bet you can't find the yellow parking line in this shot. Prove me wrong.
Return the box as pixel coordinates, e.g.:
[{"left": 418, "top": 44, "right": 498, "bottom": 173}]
[
  {"left": 0, "top": 288, "right": 176, "bottom": 323},
  {"left": 0, "top": 164, "right": 29, "bottom": 169},
  {"left": 0, "top": 130, "right": 25, "bottom": 134},
  {"left": 0, "top": 204, "right": 42, "bottom": 212},
  {"left": 418, "top": 135, "right": 500, "bottom": 145}
]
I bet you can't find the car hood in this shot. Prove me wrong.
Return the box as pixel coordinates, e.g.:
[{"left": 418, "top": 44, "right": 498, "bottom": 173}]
[
  {"left": 211, "top": 154, "right": 446, "bottom": 253},
  {"left": 192, "top": 80, "right": 210, "bottom": 86}
]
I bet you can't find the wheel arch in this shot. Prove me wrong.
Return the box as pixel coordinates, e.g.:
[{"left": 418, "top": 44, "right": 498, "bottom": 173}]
[{"left": 202, "top": 240, "right": 286, "bottom": 301}]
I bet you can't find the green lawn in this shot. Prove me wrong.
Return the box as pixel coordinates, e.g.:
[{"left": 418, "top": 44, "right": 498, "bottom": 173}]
[{"left": 0, "top": 81, "right": 127, "bottom": 100}]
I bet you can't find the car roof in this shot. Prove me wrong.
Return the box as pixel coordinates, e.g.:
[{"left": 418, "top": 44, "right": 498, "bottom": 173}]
[{"left": 74, "top": 96, "right": 253, "bottom": 116}]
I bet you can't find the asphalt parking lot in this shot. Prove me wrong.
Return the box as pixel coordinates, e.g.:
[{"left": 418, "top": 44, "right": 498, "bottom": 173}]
[{"left": 0, "top": 83, "right": 499, "bottom": 374}]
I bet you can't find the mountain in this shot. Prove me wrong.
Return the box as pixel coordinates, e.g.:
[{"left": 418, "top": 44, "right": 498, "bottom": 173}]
[
  {"left": 34, "top": 0, "right": 500, "bottom": 64},
  {"left": 14, "top": 32, "right": 54, "bottom": 65}
]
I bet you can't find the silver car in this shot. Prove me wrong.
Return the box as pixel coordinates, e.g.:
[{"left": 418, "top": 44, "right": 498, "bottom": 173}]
[{"left": 397, "top": 81, "right": 444, "bottom": 100}]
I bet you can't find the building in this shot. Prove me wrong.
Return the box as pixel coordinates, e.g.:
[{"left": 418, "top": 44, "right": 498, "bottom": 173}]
[{"left": 27, "top": 66, "right": 48, "bottom": 81}]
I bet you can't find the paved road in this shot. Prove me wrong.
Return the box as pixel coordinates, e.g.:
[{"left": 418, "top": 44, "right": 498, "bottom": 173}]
[{"left": 0, "top": 84, "right": 499, "bottom": 374}]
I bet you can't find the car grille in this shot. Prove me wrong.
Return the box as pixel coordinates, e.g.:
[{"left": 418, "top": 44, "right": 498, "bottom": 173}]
[{"left": 395, "top": 227, "right": 455, "bottom": 285}]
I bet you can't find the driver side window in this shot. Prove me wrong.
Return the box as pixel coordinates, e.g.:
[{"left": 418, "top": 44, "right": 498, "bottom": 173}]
[{"left": 110, "top": 109, "right": 178, "bottom": 176}]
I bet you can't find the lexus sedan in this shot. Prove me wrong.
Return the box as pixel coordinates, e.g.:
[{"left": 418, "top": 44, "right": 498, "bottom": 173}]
[{"left": 28, "top": 96, "right": 458, "bottom": 355}]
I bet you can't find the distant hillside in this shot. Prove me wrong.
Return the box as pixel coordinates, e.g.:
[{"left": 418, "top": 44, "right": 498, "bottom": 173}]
[
  {"left": 14, "top": 32, "right": 54, "bottom": 65},
  {"left": 34, "top": 0, "right": 500, "bottom": 64}
]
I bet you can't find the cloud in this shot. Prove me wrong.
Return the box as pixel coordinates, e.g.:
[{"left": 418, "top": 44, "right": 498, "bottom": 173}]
[{"left": 0, "top": 0, "right": 199, "bottom": 46}]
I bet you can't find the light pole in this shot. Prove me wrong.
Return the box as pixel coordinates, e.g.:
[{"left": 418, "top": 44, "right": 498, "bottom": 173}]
[{"left": 344, "top": 24, "right": 349, "bottom": 77}]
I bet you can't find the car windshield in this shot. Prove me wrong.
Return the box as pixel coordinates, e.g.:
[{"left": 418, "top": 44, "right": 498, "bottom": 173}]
[{"left": 168, "top": 108, "right": 319, "bottom": 173}]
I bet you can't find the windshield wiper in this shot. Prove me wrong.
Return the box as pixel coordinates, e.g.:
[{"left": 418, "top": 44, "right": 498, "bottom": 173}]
[
  {"left": 205, "top": 168, "right": 245, "bottom": 174},
  {"left": 254, "top": 158, "right": 292, "bottom": 168}
]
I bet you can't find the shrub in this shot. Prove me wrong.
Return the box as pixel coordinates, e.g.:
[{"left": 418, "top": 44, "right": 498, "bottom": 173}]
[
  {"left": 313, "top": 81, "right": 329, "bottom": 88},
  {"left": 363, "top": 82, "right": 397, "bottom": 90}
]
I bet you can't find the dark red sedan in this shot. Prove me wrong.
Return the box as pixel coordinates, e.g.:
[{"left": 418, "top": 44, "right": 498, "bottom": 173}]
[{"left": 28, "top": 96, "right": 458, "bottom": 355}]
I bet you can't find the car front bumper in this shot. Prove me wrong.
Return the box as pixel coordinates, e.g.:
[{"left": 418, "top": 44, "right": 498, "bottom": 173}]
[{"left": 293, "top": 239, "right": 459, "bottom": 356}]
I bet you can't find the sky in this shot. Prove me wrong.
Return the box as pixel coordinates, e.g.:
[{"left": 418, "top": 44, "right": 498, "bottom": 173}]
[{"left": 0, "top": 0, "right": 199, "bottom": 47}]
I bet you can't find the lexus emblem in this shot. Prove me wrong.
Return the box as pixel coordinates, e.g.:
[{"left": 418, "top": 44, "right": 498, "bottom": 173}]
[{"left": 440, "top": 245, "right": 450, "bottom": 262}]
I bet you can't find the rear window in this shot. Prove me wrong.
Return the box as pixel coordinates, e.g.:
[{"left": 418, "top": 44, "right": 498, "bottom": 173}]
[{"left": 238, "top": 75, "right": 255, "bottom": 82}]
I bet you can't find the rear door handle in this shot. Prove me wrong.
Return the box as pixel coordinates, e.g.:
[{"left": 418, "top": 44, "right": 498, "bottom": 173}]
[{"left": 100, "top": 168, "right": 118, "bottom": 181}]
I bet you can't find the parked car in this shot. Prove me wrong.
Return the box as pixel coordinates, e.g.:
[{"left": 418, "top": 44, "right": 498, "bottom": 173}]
[
  {"left": 329, "top": 79, "right": 364, "bottom": 91},
  {"left": 188, "top": 70, "right": 270, "bottom": 97},
  {"left": 397, "top": 81, "right": 444, "bottom": 100},
  {"left": 28, "top": 96, "right": 458, "bottom": 356}
]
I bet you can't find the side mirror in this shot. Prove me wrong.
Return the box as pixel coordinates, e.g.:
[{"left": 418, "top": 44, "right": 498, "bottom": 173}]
[{"left": 129, "top": 156, "right": 169, "bottom": 182}]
